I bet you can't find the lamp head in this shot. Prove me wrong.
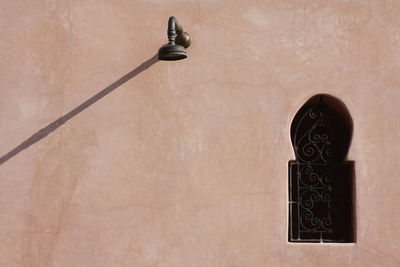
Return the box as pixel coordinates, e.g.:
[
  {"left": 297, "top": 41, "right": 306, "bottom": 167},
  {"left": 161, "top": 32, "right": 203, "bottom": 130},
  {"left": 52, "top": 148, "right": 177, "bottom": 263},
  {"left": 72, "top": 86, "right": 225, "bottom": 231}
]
[{"left": 158, "top": 43, "right": 187, "bottom": 61}]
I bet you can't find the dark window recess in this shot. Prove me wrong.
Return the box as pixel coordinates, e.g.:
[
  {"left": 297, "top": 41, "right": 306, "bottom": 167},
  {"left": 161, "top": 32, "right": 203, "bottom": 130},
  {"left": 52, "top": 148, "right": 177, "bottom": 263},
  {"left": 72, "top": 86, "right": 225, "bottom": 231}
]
[{"left": 288, "top": 94, "right": 355, "bottom": 243}]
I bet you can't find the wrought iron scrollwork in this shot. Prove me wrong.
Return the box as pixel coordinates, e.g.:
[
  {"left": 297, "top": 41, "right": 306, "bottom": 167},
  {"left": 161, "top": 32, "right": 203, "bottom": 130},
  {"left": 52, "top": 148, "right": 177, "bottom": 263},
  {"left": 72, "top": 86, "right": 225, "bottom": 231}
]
[{"left": 288, "top": 95, "right": 354, "bottom": 243}]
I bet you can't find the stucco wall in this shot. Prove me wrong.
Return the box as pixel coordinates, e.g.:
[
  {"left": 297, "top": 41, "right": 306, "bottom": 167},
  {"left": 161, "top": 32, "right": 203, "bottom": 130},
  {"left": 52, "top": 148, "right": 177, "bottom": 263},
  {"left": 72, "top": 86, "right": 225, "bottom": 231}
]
[{"left": 1, "top": 1, "right": 400, "bottom": 266}]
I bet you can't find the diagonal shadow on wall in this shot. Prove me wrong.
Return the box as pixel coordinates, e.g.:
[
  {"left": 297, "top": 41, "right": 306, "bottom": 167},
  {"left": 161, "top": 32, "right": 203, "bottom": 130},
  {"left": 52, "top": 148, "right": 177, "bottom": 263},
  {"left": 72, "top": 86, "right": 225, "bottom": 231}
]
[{"left": 0, "top": 54, "right": 159, "bottom": 165}]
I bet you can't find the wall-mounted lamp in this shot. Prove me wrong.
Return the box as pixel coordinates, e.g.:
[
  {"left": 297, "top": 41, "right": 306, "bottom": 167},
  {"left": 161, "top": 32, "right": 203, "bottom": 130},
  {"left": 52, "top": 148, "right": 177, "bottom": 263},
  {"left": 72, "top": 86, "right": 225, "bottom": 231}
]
[{"left": 158, "top": 16, "right": 191, "bottom": 61}]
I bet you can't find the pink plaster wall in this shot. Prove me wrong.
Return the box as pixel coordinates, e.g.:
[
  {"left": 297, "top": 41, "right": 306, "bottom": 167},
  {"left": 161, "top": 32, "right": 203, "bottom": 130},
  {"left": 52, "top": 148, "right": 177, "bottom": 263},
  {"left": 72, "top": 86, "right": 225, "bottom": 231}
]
[{"left": 1, "top": 0, "right": 400, "bottom": 266}]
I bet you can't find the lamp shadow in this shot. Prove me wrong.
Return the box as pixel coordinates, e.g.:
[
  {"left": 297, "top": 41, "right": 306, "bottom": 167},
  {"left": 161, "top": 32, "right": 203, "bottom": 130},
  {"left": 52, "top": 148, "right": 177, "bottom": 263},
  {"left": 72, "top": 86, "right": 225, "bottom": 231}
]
[{"left": 0, "top": 54, "right": 159, "bottom": 165}]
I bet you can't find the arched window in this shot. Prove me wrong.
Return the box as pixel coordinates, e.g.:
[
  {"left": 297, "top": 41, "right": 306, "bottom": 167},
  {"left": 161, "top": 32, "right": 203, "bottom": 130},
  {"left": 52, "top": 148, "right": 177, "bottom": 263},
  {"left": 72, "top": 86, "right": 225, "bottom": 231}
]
[{"left": 288, "top": 94, "right": 354, "bottom": 243}]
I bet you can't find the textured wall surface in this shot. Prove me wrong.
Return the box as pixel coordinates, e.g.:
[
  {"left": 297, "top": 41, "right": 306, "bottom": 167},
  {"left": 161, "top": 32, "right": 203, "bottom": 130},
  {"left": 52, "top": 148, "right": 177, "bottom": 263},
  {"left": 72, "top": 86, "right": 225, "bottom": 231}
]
[{"left": 1, "top": 1, "right": 400, "bottom": 266}]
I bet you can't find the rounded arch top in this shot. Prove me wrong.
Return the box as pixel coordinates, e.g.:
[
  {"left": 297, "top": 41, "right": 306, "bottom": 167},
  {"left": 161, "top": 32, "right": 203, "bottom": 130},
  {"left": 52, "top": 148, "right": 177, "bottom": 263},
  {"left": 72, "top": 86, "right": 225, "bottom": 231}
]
[{"left": 290, "top": 94, "right": 353, "bottom": 164}]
